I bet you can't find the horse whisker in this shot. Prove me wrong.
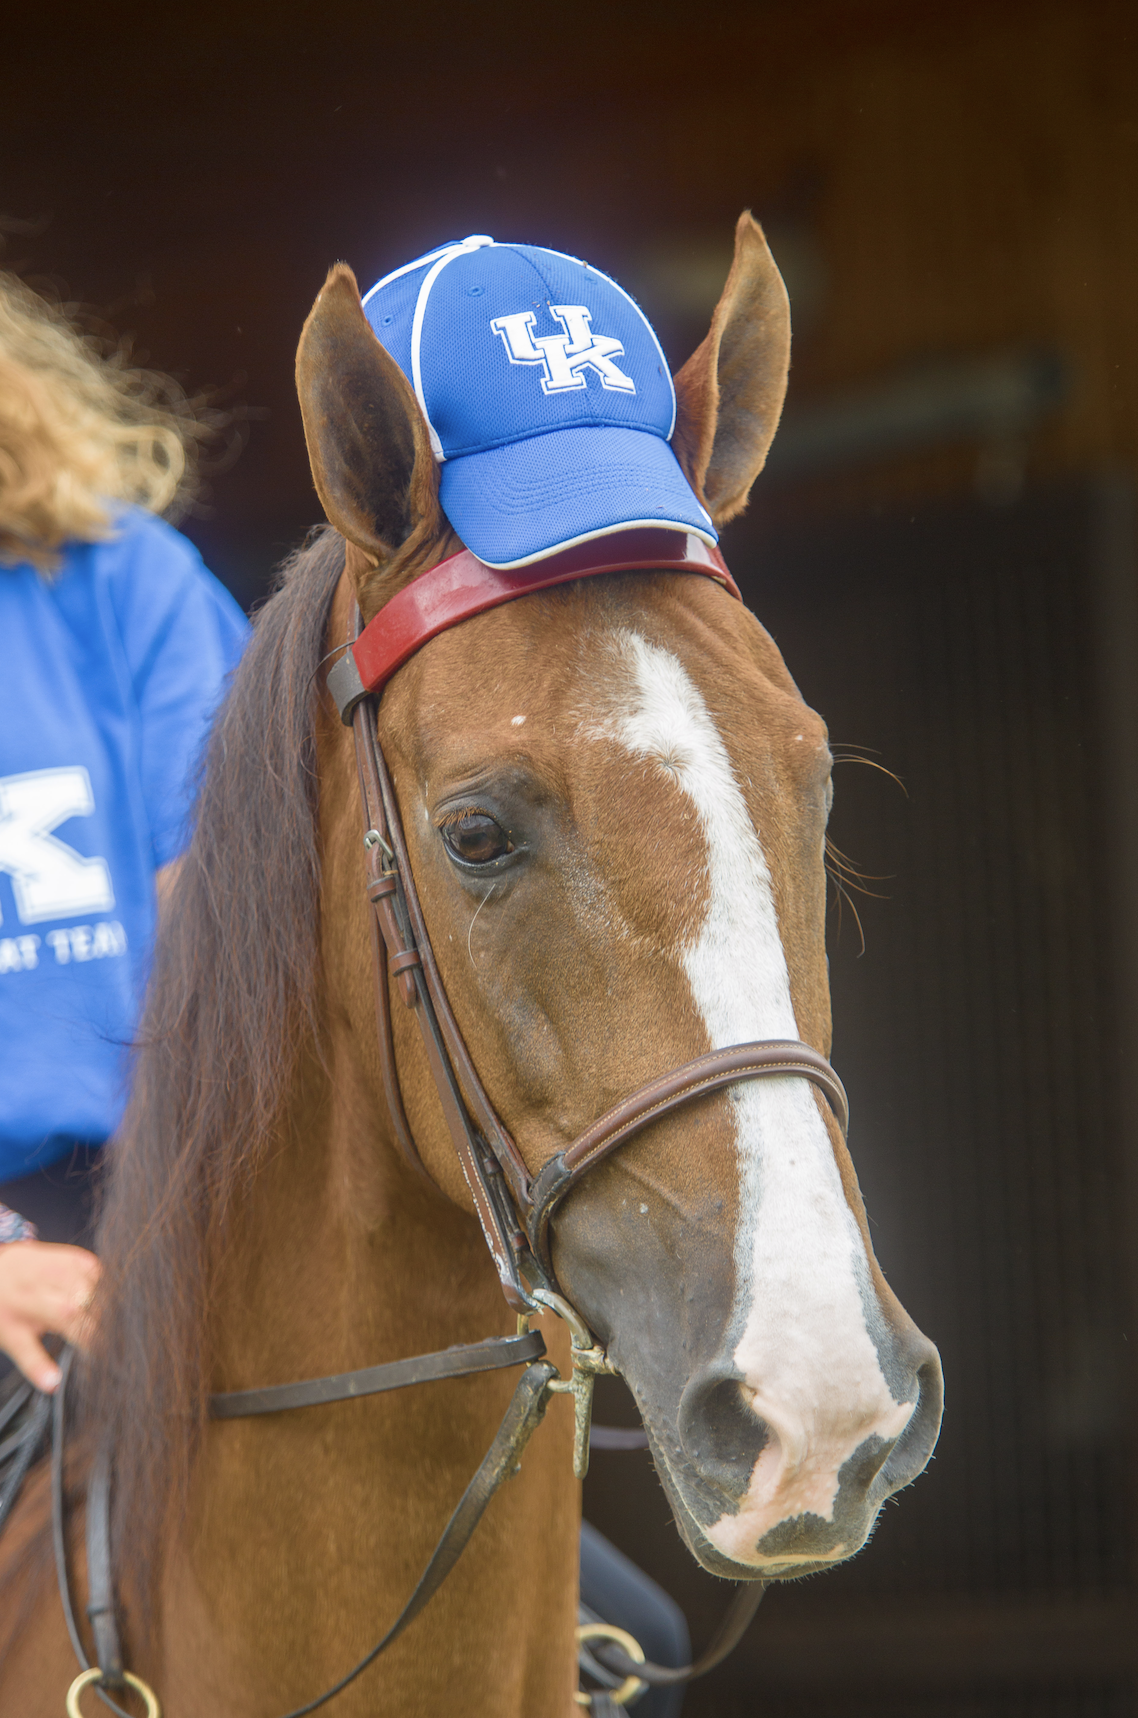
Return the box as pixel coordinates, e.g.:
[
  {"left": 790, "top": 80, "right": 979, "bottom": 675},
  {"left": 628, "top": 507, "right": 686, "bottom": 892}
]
[
  {"left": 830, "top": 747, "right": 908, "bottom": 797},
  {"left": 828, "top": 873, "right": 868, "bottom": 957},
  {"left": 825, "top": 838, "right": 891, "bottom": 898}
]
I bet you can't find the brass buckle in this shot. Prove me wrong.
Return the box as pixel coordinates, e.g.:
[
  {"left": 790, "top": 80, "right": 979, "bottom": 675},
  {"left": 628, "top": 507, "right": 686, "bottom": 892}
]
[
  {"left": 66, "top": 1668, "right": 162, "bottom": 1718},
  {"left": 575, "top": 1622, "right": 648, "bottom": 1707}
]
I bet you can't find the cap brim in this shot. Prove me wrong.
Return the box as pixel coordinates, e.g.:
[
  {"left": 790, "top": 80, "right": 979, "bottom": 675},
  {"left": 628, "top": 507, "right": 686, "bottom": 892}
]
[{"left": 438, "top": 425, "right": 716, "bottom": 569}]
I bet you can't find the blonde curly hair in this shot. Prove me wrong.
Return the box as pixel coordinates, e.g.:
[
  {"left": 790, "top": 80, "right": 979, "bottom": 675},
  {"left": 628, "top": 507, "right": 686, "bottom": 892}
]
[{"left": 0, "top": 273, "right": 205, "bottom": 571}]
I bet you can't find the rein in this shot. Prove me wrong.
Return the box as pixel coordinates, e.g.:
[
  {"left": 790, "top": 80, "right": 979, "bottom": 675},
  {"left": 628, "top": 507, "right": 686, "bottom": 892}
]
[{"left": 53, "top": 532, "right": 848, "bottom": 1717}]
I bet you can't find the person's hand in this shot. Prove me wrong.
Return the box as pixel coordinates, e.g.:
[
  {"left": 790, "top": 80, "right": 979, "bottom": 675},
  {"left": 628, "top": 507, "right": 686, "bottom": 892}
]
[{"left": 0, "top": 1240, "right": 100, "bottom": 1392}]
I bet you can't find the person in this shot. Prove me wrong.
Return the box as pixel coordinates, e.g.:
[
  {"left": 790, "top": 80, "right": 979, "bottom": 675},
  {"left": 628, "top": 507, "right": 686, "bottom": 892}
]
[{"left": 0, "top": 273, "right": 249, "bottom": 1391}]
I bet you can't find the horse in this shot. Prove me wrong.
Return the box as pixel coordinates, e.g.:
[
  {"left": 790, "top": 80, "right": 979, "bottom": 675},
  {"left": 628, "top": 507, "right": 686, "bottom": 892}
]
[{"left": 0, "top": 213, "right": 943, "bottom": 1717}]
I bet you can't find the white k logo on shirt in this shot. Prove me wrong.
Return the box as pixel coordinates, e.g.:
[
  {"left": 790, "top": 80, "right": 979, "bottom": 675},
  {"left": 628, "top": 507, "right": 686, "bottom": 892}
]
[{"left": 0, "top": 767, "right": 115, "bottom": 925}]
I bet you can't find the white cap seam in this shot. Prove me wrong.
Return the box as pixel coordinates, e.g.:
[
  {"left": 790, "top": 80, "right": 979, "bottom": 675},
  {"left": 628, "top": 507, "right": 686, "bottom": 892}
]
[
  {"left": 410, "top": 236, "right": 496, "bottom": 462},
  {"left": 467, "top": 519, "right": 716, "bottom": 569}
]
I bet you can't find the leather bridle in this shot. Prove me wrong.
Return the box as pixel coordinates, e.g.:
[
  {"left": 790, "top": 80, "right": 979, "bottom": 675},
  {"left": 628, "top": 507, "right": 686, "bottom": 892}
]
[{"left": 53, "top": 529, "right": 849, "bottom": 1718}]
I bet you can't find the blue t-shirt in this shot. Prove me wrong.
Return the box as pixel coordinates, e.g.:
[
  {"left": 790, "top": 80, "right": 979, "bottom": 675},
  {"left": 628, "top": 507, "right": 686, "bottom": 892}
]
[{"left": 0, "top": 508, "right": 249, "bottom": 1179}]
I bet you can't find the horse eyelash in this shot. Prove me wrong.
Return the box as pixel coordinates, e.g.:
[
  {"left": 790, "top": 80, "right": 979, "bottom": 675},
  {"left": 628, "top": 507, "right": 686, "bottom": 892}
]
[{"left": 435, "top": 806, "right": 498, "bottom": 829}]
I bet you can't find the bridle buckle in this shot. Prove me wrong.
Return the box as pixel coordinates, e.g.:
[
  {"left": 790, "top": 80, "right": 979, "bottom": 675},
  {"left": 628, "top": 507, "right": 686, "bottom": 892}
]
[{"left": 527, "top": 1289, "right": 616, "bottom": 1480}]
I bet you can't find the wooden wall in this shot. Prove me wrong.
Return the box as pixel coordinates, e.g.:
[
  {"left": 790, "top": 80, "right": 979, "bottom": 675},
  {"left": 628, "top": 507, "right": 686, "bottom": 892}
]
[
  {"left": 736, "top": 0, "right": 1138, "bottom": 509},
  {"left": 7, "top": 0, "right": 1138, "bottom": 591}
]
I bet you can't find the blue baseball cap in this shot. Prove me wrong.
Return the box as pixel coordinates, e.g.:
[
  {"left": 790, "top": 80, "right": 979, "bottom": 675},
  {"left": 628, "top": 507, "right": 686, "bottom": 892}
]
[{"left": 360, "top": 235, "right": 716, "bottom": 569}]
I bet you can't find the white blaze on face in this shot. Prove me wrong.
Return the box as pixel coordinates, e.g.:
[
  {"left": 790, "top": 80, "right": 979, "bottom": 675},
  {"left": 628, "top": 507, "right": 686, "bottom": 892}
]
[{"left": 608, "top": 631, "right": 914, "bottom": 1567}]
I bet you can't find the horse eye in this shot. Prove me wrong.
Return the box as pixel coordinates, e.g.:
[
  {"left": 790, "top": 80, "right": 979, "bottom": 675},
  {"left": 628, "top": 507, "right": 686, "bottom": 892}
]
[{"left": 441, "top": 813, "right": 513, "bottom": 866}]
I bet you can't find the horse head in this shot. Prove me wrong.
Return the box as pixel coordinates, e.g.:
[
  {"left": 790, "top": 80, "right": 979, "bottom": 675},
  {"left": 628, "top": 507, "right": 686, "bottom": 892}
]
[{"left": 295, "top": 216, "right": 943, "bottom": 1583}]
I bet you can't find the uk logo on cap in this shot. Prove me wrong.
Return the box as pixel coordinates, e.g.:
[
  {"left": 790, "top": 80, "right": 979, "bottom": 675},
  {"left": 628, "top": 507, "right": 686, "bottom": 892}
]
[{"left": 361, "top": 235, "right": 716, "bottom": 569}]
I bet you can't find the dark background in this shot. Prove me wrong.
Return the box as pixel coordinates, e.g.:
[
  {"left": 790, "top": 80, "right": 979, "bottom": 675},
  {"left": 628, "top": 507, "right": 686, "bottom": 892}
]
[{"left": 9, "top": 1, "right": 1138, "bottom": 1711}]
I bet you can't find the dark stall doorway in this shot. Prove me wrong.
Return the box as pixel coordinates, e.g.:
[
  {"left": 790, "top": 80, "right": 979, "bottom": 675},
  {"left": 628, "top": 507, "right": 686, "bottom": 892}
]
[{"left": 584, "top": 479, "right": 1138, "bottom": 1717}]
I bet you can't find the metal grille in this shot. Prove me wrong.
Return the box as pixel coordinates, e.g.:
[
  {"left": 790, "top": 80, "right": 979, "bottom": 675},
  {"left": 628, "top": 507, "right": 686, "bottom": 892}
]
[{"left": 751, "top": 484, "right": 1132, "bottom": 1601}]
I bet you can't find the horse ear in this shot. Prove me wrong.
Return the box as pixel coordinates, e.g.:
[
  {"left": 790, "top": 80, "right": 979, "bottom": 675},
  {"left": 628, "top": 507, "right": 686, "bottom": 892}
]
[
  {"left": 671, "top": 213, "right": 791, "bottom": 525},
  {"left": 296, "top": 264, "right": 443, "bottom": 609}
]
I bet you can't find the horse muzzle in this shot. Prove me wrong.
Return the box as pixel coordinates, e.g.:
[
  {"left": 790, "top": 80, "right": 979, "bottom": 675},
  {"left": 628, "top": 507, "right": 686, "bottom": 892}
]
[{"left": 632, "top": 1329, "right": 944, "bottom": 1581}]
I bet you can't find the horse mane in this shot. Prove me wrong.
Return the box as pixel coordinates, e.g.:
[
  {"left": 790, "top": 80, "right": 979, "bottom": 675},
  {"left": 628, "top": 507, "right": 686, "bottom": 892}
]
[{"left": 79, "top": 525, "right": 345, "bottom": 1603}]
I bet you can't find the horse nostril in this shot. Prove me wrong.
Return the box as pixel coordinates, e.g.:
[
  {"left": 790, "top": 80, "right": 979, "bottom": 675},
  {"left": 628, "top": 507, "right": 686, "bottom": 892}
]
[
  {"left": 881, "top": 1353, "right": 944, "bottom": 1493},
  {"left": 677, "top": 1369, "right": 767, "bottom": 1497}
]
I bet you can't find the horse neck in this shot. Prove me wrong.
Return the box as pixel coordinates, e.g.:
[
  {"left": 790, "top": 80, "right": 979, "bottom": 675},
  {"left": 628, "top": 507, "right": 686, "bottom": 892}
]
[
  {"left": 209, "top": 1038, "right": 509, "bottom": 1396},
  {"left": 161, "top": 1031, "right": 578, "bottom": 1715}
]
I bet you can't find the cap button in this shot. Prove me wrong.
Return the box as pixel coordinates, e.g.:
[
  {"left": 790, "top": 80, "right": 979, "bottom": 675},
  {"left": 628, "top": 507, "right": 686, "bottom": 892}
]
[{"left": 460, "top": 235, "right": 495, "bottom": 249}]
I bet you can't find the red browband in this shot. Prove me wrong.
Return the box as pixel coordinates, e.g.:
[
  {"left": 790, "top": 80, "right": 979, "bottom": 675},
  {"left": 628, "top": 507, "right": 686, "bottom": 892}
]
[{"left": 327, "top": 528, "right": 740, "bottom": 723}]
